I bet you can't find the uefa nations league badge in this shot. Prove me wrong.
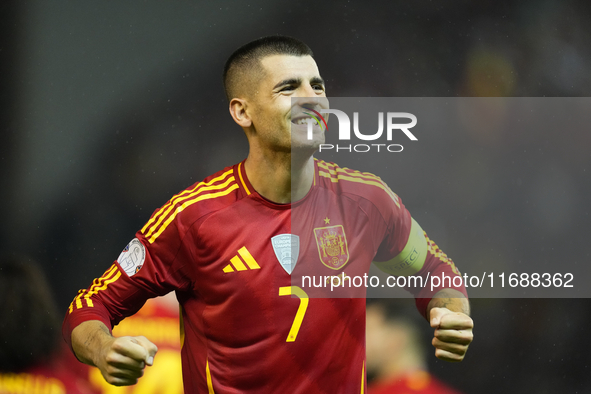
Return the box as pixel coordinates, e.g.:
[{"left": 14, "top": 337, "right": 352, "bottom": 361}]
[
  {"left": 271, "top": 234, "right": 300, "bottom": 275},
  {"left": 117, "top": 238, "right": 146, "bottom": 277}
]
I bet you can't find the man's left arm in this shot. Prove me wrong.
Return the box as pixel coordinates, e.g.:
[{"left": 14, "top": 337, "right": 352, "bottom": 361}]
[
  {"left": 427, "top": 288, "right": 473, "bottom": 362},
  {"left": 372, "top": 214, "right": 474, "bottom": 362},
  {"left": 369, "top": 186, "right": 474, "bottom": 362}
]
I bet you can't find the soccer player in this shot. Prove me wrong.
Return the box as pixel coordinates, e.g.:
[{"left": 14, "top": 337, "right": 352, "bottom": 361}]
[{"left": 63, "top": 36, "right": 473, "bottom": 393}]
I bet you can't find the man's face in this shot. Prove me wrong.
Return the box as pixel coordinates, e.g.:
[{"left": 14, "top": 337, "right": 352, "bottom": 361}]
[{"left": 247, "top": 54, "right": 328, "bottom": 153}]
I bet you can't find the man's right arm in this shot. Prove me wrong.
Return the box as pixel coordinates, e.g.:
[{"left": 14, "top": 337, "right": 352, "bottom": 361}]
[
  {"left": 64, "top": 195, "right": 195, "bottom": 385},
  {"left": 71, "top": 320, "right": 158, "bottom": 386},
  {"left": 63, "top": 237, "right": 187, "bottom": 386}
]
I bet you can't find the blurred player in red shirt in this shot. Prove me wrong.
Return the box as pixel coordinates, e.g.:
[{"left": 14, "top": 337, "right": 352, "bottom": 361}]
[
  {"left": 0, "top": 257, "right": 97, "bottom": 394},
  {"left": 366, "top": 301, "right": 464, "bottom": 394}
]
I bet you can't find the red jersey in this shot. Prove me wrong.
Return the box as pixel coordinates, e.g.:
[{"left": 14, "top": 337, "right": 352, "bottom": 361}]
[
  {"left": 63, "top": 159, "right": 466, "bottom": 393},
  {"left": 368, "top": 371, "right": 463, "bottom": 394}
]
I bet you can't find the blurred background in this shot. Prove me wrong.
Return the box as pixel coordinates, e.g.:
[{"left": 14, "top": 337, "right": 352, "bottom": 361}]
[{"left": 1, "top": 0, "right": 590, "bottom": 392}]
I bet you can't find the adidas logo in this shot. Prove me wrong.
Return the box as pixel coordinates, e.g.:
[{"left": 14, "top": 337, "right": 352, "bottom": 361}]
[{"left": 223, "top": 246, "right": 261, "bottom": 273}]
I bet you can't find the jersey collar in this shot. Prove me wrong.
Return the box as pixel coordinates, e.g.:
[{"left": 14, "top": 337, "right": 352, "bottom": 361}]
[{"left": 234, "top": 159, "right": 318, "bottom": 209}]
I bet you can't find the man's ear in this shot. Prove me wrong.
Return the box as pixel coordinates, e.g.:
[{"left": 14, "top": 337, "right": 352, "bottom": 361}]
[{"left": 229, "top": 98, "right": 252, "bottom": 128}]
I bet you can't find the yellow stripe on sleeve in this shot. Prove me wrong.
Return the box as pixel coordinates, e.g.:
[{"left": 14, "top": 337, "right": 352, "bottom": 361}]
[
  {"left": 317, "top": 161, "right": 382, "bottom": 180},
  {"left": 318, "top": 171, "right": 338, "bottom": 182},
  {"left": 69, "top": 264, "right": 119, "bottom": 313},
  {"left": 88, "top": 265, "right": 118, "bottom": 293},
  {"left": 316, "top": 161, "right": 400, "bottom": 207},
  {"left": 141, "top": 169, "right": 234, "bottom": 235},
  {"left": 74, "top": 292, "right": 84, "bottom": 309},
  {"left": 425, "top": 233, "right": 461, "bottom": 275},
  {"left": 82, "top": 271, "right": 122, "bottom": 308},
  {"left": 68, "top": 290, "right": 84, "bottom": 313},
  {"left": 82, "top": 264, "right": 119, "bottom": 308},
  {"left": 144, "top": 176, "right": 236, "bottom": 239},
  {"left": 90, "top": 271, "right": 121, "bottom": 294},
  {"left": 148, "top": 184, "right": 239, "bottom": 243},
  {"left": 318, "top": 171, "right": 400, "bottom": 207}
]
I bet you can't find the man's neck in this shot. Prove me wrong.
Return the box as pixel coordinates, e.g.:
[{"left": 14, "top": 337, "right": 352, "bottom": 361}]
[{"left": 244, "top": 151, "right": 314, "bottom": 204}]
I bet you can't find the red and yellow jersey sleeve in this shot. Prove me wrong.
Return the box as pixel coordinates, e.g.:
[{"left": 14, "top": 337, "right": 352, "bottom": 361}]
[
  {"left": 62, "top": 165, "right": 240, "bottom": 349},
  {"left": 365, "top": 171, "right": 466, "bottom": 318}
]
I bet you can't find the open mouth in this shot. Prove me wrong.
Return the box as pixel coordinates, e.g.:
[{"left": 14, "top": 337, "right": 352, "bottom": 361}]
[{"left": 291, "top": 115, "right": 320, "bottom": 126}]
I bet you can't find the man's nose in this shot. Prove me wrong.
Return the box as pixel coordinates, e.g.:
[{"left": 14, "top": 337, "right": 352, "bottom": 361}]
[
  {"left": 294, "top": 95, "right": 320, "bottom": 108},
  {"left": 292, "top": 87, "right": 327, "bottom": 109},
  {"left": 298, "top": 82, "right": 321, "bottom": 98}
]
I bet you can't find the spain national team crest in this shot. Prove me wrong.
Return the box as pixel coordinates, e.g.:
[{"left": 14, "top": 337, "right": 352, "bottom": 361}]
[
  {"left": 313, "top": 225, "right": 350, "bottom": 270},
  {"left": 271, "top": 234, "right": 300, "bottom": 275}
]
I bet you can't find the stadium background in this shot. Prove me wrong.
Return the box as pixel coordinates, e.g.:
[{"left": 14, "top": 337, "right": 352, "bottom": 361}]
[{"left": 1, "top": 1, "right": 590, "bottom": 392}]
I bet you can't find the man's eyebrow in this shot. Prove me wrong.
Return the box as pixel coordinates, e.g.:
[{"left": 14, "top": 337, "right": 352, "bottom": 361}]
[
  {"left": 272, "top": 76, "right": 325, "bottom": 90},
  {"left": 273, "top": 78, "right": 301, "bottom": 89},
  {"left": 310, "top": 77, "right": 325, "bottom": 86}
]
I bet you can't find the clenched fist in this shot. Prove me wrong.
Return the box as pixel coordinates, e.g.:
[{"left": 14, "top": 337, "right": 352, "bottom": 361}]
[
  {"left": 429, "top": 307, "right": 473, "bottom": 362},
  {"left": 97, "top": 335, "right": 159, "bottom": 386},
  {"left": 71, "top": 320, "right": 158, "bottom": 386}
]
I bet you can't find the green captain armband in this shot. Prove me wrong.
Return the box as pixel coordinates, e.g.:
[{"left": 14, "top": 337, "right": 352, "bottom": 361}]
[{"left": 373, "top": 218, "right": 428, "bottom": 276}]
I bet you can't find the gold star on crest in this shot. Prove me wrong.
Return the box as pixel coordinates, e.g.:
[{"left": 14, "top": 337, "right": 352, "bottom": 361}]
[{"left": 324, "top": 217, "right": 330, "bottom": 224}]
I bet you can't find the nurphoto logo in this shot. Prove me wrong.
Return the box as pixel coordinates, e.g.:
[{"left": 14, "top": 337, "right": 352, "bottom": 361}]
[{"left": 304, "top": 109, "right": 418, "bottom": 153}]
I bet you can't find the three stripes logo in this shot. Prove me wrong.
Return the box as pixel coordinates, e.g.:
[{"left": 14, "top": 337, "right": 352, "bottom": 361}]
[{"left": 223, "top": 246, "right": 261, "bottom": 273}]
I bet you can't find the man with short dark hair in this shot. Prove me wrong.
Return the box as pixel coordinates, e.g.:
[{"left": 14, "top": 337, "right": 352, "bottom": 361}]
[{"left": 63, "top": 36, "right": 473, "bottom": 393}]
